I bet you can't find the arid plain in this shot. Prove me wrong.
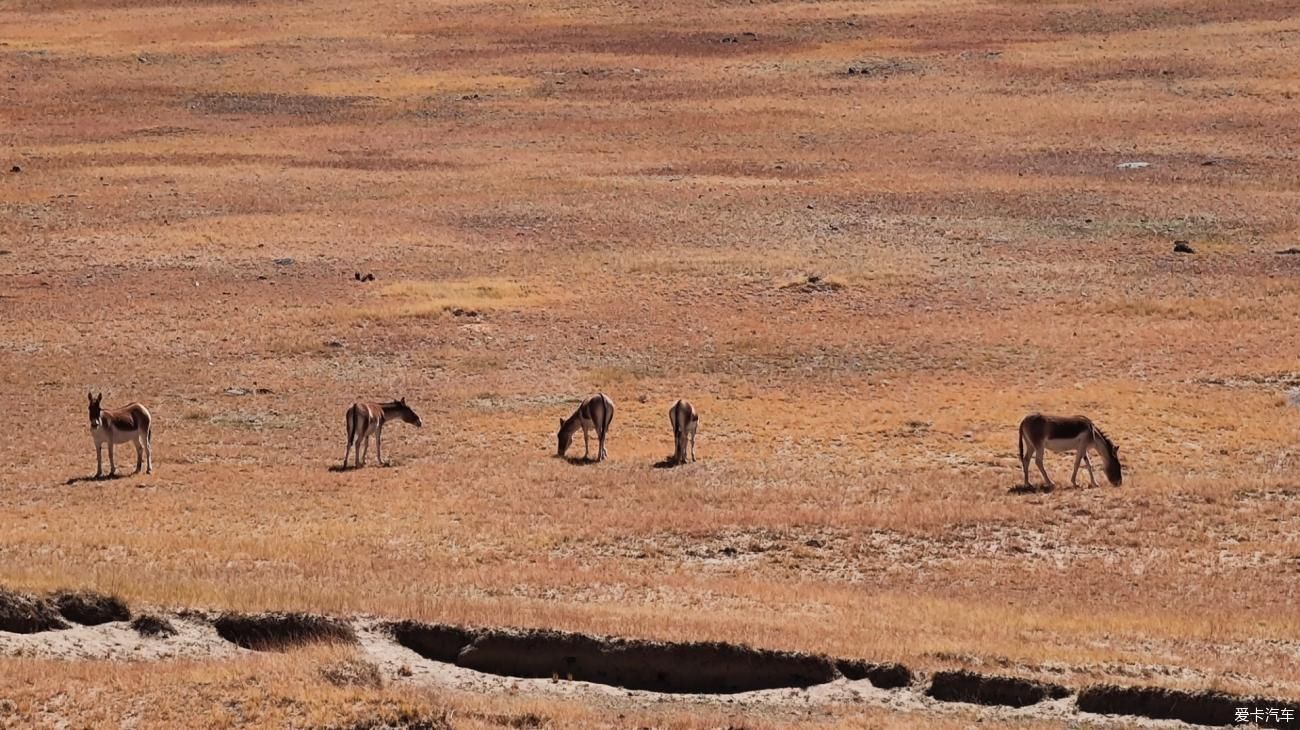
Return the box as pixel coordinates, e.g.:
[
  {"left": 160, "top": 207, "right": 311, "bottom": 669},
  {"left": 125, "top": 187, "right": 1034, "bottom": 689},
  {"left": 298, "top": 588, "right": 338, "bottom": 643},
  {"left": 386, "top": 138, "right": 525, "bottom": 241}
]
[{"left": 2, "top": 0, "right": 1300, "bottom": 727}]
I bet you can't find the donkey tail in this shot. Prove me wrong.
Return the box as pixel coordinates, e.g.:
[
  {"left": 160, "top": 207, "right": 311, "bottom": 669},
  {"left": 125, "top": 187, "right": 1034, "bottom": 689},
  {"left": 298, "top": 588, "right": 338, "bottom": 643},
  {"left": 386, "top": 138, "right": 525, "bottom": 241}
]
[
  {"left": 1017, "top": 421, "right": 1025, "bottom": 464},
  {"left": 345, "top": 405, "right": 358, "bottom": 447}
]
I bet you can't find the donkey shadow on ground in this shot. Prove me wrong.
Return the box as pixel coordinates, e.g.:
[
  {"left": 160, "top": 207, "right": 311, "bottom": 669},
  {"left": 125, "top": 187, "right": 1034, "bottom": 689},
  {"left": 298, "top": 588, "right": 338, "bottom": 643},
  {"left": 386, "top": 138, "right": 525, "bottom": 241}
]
[
  {"left": 328, "top": 461, "right": 402, "bottom": 472},
  {"left": 64, "top": 473, "right": 126, "bottom": 485},
  {"left": 562, "top": 455, "right": 601, "bottom": 466},
  {"left": 1007, "top": 482, "right": 1055, "bottom": 495},
  {"left": 652, "top": 457, "right": 685, "bottom": 469}
]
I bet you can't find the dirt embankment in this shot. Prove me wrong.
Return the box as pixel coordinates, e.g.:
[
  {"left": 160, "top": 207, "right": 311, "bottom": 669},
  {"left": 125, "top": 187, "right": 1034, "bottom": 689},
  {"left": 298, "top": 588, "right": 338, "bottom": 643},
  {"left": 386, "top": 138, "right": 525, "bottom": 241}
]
[{"left": 3, "top": 586, "right": 1299, "bottom": 728}]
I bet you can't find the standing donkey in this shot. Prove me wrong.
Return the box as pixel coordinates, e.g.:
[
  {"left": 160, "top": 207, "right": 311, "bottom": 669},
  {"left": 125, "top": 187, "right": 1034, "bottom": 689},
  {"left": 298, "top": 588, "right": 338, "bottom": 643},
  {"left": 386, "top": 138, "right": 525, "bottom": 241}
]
[
  {"left": 342, "top": 398, "right": 423, "bottom": 469},
  {"left": 557, "top": 393, "right": 615, "bottom": 462},
  {"left": 669, "top": 399, "right": 699, "bottom": 464},
  {"left": 1018, "top": 413, "right": 1122, "bottom": 488},
  {"left": 87, "top": 392, "right": 152, "bottom": 478}
]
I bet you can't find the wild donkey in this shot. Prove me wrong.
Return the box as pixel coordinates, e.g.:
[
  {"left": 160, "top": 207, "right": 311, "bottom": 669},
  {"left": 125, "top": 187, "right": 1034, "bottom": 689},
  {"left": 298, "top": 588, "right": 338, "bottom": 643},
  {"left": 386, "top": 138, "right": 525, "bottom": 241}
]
[
  {"left": 342, "top": 398, "right": 422, "bottom": 469},
  {"left": 1018, "top": 413, "right": 1122, "bottom": 488},
  {"left": 669, "top": 399, "right": 698, "bottom": 464},
  {"left": 557, "top": 394, "right": 614, "bottom": 461},
  {"left": 87, "top": 392, "right": 152, "bottom": 478}
]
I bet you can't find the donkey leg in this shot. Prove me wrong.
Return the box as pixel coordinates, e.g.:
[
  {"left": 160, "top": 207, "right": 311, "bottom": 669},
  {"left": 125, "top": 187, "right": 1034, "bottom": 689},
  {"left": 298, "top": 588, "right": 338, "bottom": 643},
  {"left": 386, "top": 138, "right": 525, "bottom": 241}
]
[
  {"left": 1020, "top": 438, "right": 1032, "bottom": 486},
  {"left": 144, "top": 428, "right": 153, "bottom": 474},
  {"left": 359, "top": 433, "right": 370, "bottom": 467},
  {"left": 690, "top": 430, "right": 697, "bottom": 462},
  {"left": 582, "top": 426, "right": 591, "bottom": 460},
  {"left": 598, "top": 433, "right": 607, "bottom": 461},
  {"left": 95, "top": 442, "right": 104, "bottom": 478},
  {"left": 1070, "top": 449, "right": 1085, "bottom": 487},
  {"left": 376, "top": 425, "right": 385, "bottom": 466},
  {"left": 1083, "top": 452, "right": 1098, "bottom": 487},
  {"left": 107, "top": 442, "right": 117, "bottom": 477},
  {"left": 133, "top": 437, "right": 143, "bottom": 474},
  {"left": 1035, "top": 450, "right": 1054, "bottom": 487}
]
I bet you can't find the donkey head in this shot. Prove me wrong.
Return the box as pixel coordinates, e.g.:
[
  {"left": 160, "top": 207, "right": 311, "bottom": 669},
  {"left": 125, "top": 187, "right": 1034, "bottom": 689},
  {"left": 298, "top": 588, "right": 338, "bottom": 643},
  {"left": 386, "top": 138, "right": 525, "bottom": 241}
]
[
  {"left": 1104, "top": 444, "right": 1123, "bottom": 486},
  {"left": 87, "top": 392, "right": 103, "bottom": 430},
  {"left": 556, "top": 417, "right": 574, "bottom": 457},
  {"left": 394, "top": 397, "right": 422, "bottom": 428}
]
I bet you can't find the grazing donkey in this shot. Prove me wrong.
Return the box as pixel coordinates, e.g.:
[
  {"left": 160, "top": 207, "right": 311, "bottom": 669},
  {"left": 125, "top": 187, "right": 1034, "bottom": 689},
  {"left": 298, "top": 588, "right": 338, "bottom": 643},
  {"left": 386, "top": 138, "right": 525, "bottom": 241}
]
[
  {"left": 669, "top": 399, "right": 699, "bottom": 464},
  {"left": 342, "top": 398, "right": 422, "bottom": 469},
  {"left": 87, "top": 392, "right": 152, "bottom": 478},
  {"left": 1018, "top": 413, "right": 1122, "bottom": 488},
  {"left": 557, "top": 393, "right": 615, "bottom": 461}
]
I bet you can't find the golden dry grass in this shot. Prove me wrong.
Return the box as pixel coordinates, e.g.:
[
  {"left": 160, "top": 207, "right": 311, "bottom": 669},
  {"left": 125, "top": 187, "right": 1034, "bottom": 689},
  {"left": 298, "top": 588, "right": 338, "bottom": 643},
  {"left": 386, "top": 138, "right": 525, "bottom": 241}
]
[
  {"left": 2, "top": 0, "right": 1300, "bottom": 724},
  {"left": 350, "top": 278, "right": 562, "bottom": 320}
]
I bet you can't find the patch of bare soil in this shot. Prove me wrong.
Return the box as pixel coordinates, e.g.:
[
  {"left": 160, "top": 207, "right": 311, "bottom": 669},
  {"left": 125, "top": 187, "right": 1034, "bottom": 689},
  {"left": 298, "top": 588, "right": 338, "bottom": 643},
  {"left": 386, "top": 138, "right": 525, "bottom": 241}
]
[
  {"left": 185, "top": 93, "right": 373, "bottom": 117},
  {"left": 779, "top": 273, "right": 846, "bottom": 294},
  {"left": 844, "top": 57, "right": 927, "bottom": 77}
]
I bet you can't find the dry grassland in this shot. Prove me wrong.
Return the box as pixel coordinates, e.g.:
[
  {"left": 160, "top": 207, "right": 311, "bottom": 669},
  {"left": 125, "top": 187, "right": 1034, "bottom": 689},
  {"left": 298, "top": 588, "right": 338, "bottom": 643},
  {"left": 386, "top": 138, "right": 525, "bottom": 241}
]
[{"left": 2, "top": 0, "right": 1300, "bottom": 725}]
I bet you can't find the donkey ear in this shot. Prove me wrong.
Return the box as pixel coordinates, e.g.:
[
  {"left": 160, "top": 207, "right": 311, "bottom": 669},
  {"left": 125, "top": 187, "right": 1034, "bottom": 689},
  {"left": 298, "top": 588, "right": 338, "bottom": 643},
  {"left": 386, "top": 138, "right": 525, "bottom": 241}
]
[
  {"left": 88, "top": 392, "right": 93, "bottom": 402},
  {"left": 95, "top": 392, "right": 102, "bottom": 402},
  {"left": 559, "top": 417, "right": 564, "bottom": 427},
  {"left": 400, "top": 396, "right": 406, "bottom": 404}
]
